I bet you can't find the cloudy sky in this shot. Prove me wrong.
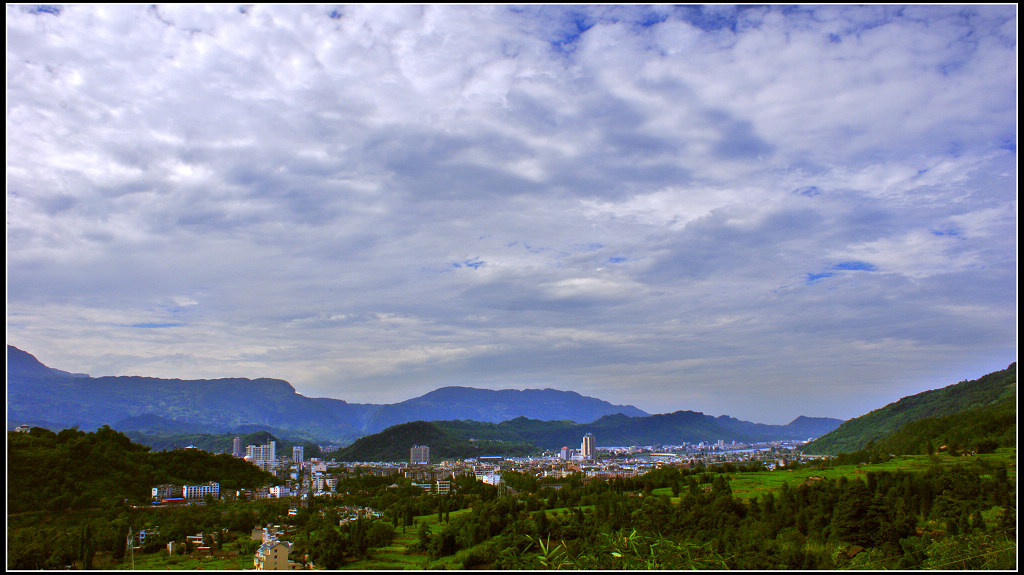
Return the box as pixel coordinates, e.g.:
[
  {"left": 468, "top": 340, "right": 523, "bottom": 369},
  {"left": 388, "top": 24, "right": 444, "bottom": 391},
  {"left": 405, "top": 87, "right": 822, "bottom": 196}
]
[{"left": 7, "top": 4, "right": 1017, "bottom": 424}]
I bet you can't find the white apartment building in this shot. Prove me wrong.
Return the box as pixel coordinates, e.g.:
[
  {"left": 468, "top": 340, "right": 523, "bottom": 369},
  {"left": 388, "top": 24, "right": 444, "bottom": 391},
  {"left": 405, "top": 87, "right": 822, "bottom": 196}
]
[
  {"left": 268, "top": 485, "right": 291, "bottom": 498},
  {"left": 246, "top": 441, "right": 277, "bottom": 471},
  {"left": 183, "top": 482, "right": 220, "bottom": 499}
]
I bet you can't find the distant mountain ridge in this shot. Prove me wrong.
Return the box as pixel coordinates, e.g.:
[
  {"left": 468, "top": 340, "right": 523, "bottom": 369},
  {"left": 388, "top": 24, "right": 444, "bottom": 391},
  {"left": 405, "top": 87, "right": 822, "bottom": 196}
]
[
  {"left": 7, "top": 346, "right": 648, "bottom": 443},
  {"left": 331, "top": 410, "right": 846, "bottom": 462},
  {"left": 801, "top": 363, "right": 1016, "bottom": 455},
  {"left": 441, "top": 410, "right": 840, "bottom": 451}
]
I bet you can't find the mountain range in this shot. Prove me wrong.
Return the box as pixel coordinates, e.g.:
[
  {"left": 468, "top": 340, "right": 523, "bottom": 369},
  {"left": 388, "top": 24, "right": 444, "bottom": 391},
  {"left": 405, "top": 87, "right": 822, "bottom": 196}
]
[
  {"left": 7, "top": 346, "right": 650, "bottom": 441},
  {"left": 337, "top": 363, "right": 1016, "bottom": 462},
  {"left": 7, "top": 346, "right": 841, "bottom": 447},
  {"left": 7, "top": 346, "right": 644, "bottom": 442},
  {"left": 334, "top": 412, "right": 845, "bottom": 462}
]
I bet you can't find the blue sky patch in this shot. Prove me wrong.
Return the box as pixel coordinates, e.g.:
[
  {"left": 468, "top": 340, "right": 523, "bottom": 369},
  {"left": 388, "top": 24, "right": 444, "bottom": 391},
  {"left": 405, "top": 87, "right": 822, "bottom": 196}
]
[
  {"left": 130, "top": 322, "right": 184, "bottom": 329},
  {"left": 832, "top": 261, "right": 877, "bottom": 272},
  {"left": 807, "top": 261, "right": 877, "bottom": 285},
  {"left": 806, "top": 272, "right": 834, "bottom": 285},
  {"left": 794, "top": 185, "right": 821, "bottom": 197},
  {"left": 26, "top": 5, "right": 62, "bottom": 16},
  {"left": 932, "top": 228, "right": 965, "bottom": 240}
]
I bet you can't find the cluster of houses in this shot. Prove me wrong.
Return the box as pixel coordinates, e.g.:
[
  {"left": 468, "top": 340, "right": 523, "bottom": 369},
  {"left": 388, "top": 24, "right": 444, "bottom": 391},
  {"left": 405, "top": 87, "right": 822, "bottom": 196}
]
[{"left": 251, "top": 526, "right": 303, "bottom": 570}]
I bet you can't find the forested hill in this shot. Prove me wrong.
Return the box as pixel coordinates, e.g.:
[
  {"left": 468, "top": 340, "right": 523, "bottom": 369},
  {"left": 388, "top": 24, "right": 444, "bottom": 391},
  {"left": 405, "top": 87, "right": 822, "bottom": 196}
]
[
  {"left": 868, "top": 393, "right": 1016, "bottom": 456},
  {"left": 6, "top": 426, "right": 278, "bottom": 514},
  {"left": 330, "top": 421, "right": 540, "bottom": 462},
  {"left": 802, "top": 363, "right": 1016, "bottom": 455}
]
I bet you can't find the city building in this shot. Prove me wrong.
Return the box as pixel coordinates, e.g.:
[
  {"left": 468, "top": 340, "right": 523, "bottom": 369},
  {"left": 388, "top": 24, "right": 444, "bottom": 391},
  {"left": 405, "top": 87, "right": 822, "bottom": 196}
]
[
  {"left": 582, "top": 433, "right": 595, "bottom": 460},
  {"left": 254, "top": 539, "right": 302, "bottom": 570},
  {"left": 182, "top": 482, "right": 220, "bottom": 500},
  {"left": 478, "top": 473, "right": 503, "bottom": 486},
  {"left": 246, "top": 440, "right": 277, "bottom": 471},
  {"left": 151, "top": 484, "right": 180, "bottom": 500},
  {"left": 292, "top": 445, "right": 304, "bottom": 464},
  {"left": 232, "top": 436, "right": 243, "bottom": 457},
  {"left": 410, "top": 444, "right": 430, "bottom": 465},
  {"left": 133, "top": 527, "right": 159, "bottom": 549}
]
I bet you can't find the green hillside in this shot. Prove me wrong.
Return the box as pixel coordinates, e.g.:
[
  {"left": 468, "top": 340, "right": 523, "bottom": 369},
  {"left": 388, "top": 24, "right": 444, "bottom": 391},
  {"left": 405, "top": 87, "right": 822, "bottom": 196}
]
[
  {"left": 803, "top": 363, "right": 1016, "bottom": 455},
  {"left": 330, "top": 421, "right": 539, "bottom": 462},
  {"left": 6, "top": 425, "right": 278, "bottom": 514},
  {"left": 870, "top": 394, "right": 1016, "bottom": 456}
]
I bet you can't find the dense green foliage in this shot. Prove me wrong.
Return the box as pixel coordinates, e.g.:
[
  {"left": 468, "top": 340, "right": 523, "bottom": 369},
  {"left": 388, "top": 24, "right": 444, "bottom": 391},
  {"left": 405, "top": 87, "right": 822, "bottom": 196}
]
[
  {"left": 804, "top": 363, "right": 1016, "bottom": 455},
  {"left": 330, "top": 421, "right": 539, "bottom": 462},
  {"left": 7, "top": 425, "right": 278, "bottom": 515},
  {"left": 870, "top": 394, "right": 1017, "bottom": 456},
  {"left": 324, "top": 454, "right": 1015, "bottom": 570}
]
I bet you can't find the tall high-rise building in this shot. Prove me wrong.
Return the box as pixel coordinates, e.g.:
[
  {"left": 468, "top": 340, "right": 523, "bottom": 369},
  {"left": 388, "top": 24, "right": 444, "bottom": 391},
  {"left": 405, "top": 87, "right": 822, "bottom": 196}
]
[
  {"left": 232, "top": 436, "right": 243, "bottom": 457},
  {"left": 292, "top": 445, "right": 304, "bottom": 464},
  {"left": 410, "top": 444, "right": 430, "bottom": 465},
  {"left": 581, "top": 433, "right": 595, "bottom": 460},
  {"left": 246, "top": 440, "right": 277, "bottom": 471}
]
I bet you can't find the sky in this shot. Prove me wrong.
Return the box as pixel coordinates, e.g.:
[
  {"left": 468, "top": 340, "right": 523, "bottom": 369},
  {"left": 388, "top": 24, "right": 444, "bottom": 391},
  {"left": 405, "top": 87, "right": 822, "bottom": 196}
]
[{"left": 6, "top": 4, "right": 1017, "bottom": 425}]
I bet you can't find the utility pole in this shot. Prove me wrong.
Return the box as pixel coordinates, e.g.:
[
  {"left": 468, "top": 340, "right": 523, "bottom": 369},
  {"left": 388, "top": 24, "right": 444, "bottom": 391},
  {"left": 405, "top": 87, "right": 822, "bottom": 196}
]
[{"left": 123, "top": 527, "right": 134, "bottom": 570}]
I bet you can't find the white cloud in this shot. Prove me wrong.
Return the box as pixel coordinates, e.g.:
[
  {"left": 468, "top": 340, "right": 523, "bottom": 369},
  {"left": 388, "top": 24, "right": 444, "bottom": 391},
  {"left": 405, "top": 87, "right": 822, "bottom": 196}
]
[{"left": 6, "top": 5, "right": 1016, "bottom": 424}]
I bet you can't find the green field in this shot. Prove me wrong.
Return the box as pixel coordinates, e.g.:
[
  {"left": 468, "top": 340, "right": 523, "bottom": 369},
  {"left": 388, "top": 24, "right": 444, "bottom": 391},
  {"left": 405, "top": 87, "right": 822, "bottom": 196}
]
[
  {"left": 113, "top": 535, "right": 258, "bottom": 571},
  {"left": 116, "top": 552, "right": 254, "bottom": 571},
  {"left": 722, "top": 449, "right": 1016, "bottom": 502},
  {"left": 338, "top": 507, "right": 474, "bottom": 570}
]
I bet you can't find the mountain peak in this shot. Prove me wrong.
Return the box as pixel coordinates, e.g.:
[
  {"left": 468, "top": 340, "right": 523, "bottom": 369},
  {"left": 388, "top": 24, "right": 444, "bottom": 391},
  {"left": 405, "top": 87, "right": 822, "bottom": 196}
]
[
  {"left": 7, "top": 345, "right": 74, "bottom": 379},
  {"left": 9, "top": 348, "right": 648, "bottom": 441}
]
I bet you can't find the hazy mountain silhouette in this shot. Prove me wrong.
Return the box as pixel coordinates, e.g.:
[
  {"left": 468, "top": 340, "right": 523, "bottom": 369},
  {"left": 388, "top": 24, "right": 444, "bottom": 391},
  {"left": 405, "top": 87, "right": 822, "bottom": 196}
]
[{"left": 7, "top": 346, "right": 649, "bottom": 442}]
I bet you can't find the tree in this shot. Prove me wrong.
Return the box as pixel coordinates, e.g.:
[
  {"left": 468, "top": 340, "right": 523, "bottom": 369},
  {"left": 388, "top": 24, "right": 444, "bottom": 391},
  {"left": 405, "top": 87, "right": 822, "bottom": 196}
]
[
  {"left": 534, "top": 510, "right": 549, "bottom": 537},
  {"left": 830, "top": 482, "right": 881, "bottom": 547},
  {"left": 416, "top": 522, "right": 432, "bottom": 552}
]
